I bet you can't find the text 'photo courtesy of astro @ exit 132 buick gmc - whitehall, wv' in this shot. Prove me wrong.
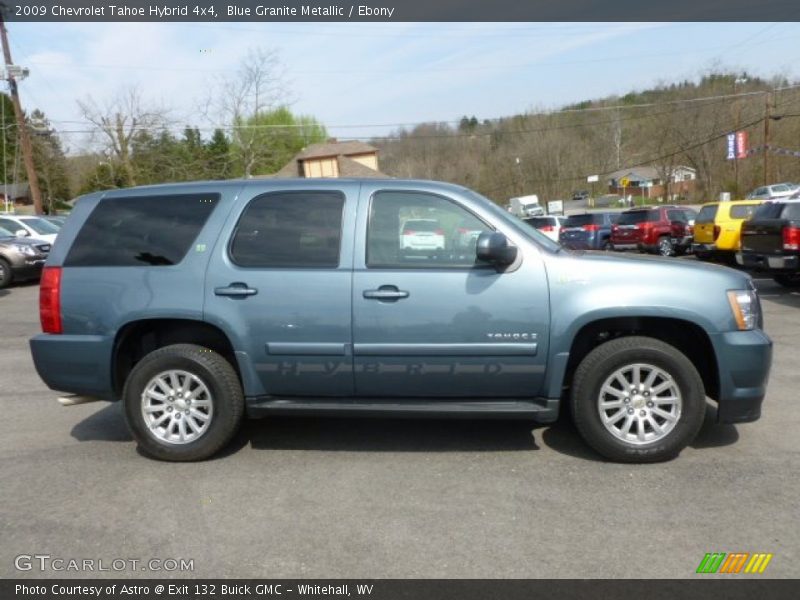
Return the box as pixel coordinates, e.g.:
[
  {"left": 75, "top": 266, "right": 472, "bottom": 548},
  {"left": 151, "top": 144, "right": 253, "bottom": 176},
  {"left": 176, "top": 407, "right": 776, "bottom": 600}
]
[{"left": 29, "top": 179, "right": 773, "bottom": 463}]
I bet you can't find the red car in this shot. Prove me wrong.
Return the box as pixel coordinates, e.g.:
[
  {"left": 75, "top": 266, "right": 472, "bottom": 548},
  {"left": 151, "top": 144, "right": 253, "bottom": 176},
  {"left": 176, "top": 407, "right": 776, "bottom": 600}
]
[{"left": 610, "top": 206, "right": 697, "bottom": 256}]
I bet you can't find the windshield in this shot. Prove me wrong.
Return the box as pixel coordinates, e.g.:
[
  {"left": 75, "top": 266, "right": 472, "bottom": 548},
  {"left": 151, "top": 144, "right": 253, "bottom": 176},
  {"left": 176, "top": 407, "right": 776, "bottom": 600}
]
[
  {"left": 19, "top": 217, "right": 60, "bottom": 235},
  {"left": 465, "top": 189, "right": 562, "bottom": 252},
  {"left": 0, "top": 226, "right": 13, "bottom": 237},
  {"left": 565, "top": 214, "right": 599, "bottom": 227}
]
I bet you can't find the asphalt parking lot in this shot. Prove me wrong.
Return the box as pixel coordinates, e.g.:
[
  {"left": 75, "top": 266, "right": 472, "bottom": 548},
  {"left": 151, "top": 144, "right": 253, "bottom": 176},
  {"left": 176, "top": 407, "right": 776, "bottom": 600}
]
[{"left": 1, "top": 277, "right": 798, "bottom": 579}]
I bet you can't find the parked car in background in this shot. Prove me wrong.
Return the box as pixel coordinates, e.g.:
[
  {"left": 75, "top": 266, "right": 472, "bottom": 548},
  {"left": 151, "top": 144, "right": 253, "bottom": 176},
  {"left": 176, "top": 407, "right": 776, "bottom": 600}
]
[
  {"left": 611, "top": 206, "right": 697, "bottom": 256},
  {"left": 559, "top": 212, "right": 620, "bottom": 250},
  {"left": 746, "top": 183, "right": 795, "bottom": 201},
  {"left": 400, "top": 218, "right": 446, "bottom": 252},
  {"left": 42, "top": 216, "right": 67, "bottom": 228},
  {"left": 738, "top": 199, "right": 800, "bottom": 287},
  {"left": 0, "top": 215, "right": 60, "bottom": 245},
  {"left": 29, "top": 178, "right": 772, "bottom": 463},
  {"left": 0, "top": 225, "right": 51, "bottom": 289},
  {"left": 523, "top": 216, "right": 567, "bottom": 242},
  {"left": 571, "top": 190, "right": 590, "bottom": 202},
  {"left": 693, "top": 200, "right": 761, "bottom": 264}
]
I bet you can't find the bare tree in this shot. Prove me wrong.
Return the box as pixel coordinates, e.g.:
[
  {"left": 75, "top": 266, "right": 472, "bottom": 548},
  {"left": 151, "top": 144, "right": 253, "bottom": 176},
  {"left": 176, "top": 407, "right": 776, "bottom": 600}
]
[
  {"left": 77, "top": 87, "right": 167, "bottom": 186},
  {"left": 207, "top": 48, "right": 290, "bottom": 177}
]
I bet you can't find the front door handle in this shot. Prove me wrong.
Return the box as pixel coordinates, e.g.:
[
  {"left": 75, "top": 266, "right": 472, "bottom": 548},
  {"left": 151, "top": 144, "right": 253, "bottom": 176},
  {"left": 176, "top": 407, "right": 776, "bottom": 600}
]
[
  {"left": 363, "top": 286, "right": 409, "bottom": 301},
  {"left": 215, "top": 282, "right": 258, "bottom": 297}
]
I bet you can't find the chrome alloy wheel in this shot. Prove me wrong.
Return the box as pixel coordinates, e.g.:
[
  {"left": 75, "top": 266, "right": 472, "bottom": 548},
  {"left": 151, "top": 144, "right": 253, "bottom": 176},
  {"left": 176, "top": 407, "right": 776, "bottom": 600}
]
[
  {"left": 596, "top": 363, "right": 682, "bottom": 445},
  {"left": 141, "top": 370, "right": 214, "bottom": 445}
]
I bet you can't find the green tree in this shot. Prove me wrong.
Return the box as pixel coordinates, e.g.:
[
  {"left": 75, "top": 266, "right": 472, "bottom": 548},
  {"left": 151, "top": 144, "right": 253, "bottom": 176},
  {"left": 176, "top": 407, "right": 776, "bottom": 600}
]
[
  {"left": 205, "top": 128, "right": 231, "bottom": 179},
  {"left": 29, "top": 110, "right": 71, "bottom": 212},
  {"left": 0, "top": 93, "right": 20, "bottom": 187},
  {"left": 232, "top": 106, "right": 327, "bottom": 176}
]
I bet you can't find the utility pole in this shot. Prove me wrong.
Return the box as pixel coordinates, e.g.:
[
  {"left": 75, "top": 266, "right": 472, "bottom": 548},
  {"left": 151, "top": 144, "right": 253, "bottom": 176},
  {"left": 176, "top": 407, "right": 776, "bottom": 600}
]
[
  {"left": 0, "top": 12, "right": 43, "bottom": 214},
  {"left": 763, "top": 92, "right": 772, "bottom": 186}
]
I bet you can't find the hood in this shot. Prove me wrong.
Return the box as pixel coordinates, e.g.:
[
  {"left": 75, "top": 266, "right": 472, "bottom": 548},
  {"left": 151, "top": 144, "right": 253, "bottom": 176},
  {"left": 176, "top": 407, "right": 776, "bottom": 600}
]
[{"left": 0, "top": 235, "right": 51, "bottom": 248}]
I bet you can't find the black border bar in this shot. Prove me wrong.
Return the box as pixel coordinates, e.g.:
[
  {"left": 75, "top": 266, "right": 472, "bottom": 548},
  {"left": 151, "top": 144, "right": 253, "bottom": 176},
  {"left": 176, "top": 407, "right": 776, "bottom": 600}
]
[
  {"left": 5, "top": 580, "right": 800, "bottom": 600},
  {"left": 2, "top": 0, "right": 800, "bottom": 22}
]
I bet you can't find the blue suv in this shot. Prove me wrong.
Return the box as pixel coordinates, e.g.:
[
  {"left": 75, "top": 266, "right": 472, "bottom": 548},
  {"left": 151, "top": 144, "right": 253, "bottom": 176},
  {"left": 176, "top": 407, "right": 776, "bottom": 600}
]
[{"left": 30, "top": 179, "right": 772, "bottom": 462}]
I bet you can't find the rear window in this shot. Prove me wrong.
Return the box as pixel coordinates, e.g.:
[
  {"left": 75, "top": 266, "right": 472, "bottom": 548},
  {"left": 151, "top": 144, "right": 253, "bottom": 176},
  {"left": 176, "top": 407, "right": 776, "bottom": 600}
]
[
  {"left": 526, "top": 217, "right": 555, "bottom": 228},
  {"left": 617, "top": 210, "right": 658, "bottom": 225},
  {"left": 730, "top": 204, "right": 759, "bottom": 220},
  {"left": 564, "top": 214, "right": 600, "bottom": 227},
  {"left": 696, "top": 205, "right": 718, "bottom": 224},
  {"left": 19, "top": 217, "right": 60, "bottom": 235},
  {"left": 783, "top": 203, "right": 800, "bottom": 220},
  {"left": 753, "top": 202, "right": 787, "bottom": 220},
  {"left": 402, "top": 220, "right": 441, "bottom": 233},
  {"left": 65, "top": 194, "right": 219, "bottom": 267}
]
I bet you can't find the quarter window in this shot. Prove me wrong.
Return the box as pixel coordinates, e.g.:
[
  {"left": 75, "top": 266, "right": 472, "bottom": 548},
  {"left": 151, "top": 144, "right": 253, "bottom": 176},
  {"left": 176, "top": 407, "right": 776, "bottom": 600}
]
[
  {"left": 367, "top": 191, "right": 491, "bottom": 268},
  {"left": 64, "top": 194, "right": 219, "bottom": 267},
  {"left": 230, "top": 191, "right": 345, "bottom": 268}
]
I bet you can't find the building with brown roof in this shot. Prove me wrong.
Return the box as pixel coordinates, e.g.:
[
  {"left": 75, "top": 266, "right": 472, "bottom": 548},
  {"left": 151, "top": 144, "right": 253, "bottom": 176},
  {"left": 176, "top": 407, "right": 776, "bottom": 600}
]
[{"left": 274, "top": 140, "right": 388, "bottom": 178}]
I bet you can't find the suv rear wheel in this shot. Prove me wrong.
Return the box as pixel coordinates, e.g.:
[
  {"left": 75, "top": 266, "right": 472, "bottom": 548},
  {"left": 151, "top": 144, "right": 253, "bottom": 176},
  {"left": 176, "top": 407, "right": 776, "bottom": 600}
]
[
  {"left": 570, "top": 336, "right": 705, "bottom": 463},
  {"left": 656, "top": 236, "right": 675, "bottom": 257},
  {"left": 123, "top": 344, "right": 244, "bottom": 461}
]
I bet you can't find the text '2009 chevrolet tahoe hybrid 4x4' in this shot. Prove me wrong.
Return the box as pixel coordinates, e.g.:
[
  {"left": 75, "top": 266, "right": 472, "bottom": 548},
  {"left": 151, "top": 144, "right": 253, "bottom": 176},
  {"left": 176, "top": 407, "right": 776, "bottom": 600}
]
[{"left": 30, "top": 180, "right": 772, "bottom": 462}]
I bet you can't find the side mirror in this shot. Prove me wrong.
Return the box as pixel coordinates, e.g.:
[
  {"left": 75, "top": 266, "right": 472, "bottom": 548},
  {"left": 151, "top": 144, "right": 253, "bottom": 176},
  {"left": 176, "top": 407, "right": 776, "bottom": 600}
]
[
  {"left": 15, "top": 229, "right": 29, "bottom": 237},
  {"left": 476, "top": 231, "right": 517, "bottom": 267}
]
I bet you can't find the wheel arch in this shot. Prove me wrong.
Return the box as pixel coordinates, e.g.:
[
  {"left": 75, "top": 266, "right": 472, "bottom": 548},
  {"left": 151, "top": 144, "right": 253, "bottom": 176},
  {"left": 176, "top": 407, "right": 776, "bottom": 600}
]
[
  {"left": 550, "top": 315, "right": 720, "bottom": 402},
  {"left": 112, "top": 318, "right": 241, "bottom": 399}
]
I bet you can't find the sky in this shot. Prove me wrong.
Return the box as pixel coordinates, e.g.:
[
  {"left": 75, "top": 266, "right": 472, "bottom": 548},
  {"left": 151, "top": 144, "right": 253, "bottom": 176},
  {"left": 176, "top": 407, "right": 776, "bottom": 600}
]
[{"left": 5, "top": 21, "right": 800, "bottom": 153}]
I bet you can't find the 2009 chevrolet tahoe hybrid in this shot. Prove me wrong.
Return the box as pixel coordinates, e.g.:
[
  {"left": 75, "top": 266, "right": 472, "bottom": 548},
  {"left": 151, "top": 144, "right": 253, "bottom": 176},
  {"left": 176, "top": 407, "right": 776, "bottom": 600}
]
[{"left": 30, "top": 179, "right": 773, "bottom": 462}]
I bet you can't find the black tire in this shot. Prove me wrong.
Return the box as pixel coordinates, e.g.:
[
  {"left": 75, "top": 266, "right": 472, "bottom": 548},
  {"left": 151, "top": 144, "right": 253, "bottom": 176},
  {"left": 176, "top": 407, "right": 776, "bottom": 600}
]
[
  {"left": 695, "top": 251, "right": 712, "bottom": 262},
  {"left": 656, "top": 236, "right": 675, "bottom": 257},
  {"left": 0, "top": 258, "right": 12, "bottom": 289},
  {"left": 600, "top": 239, "right": 611, "bottom": 251},
  {"left": 570, "top": 336, "right": 705, "bottom": 463},
  {"left": 773, "top": 274, "right": 800, "bottom": 288},
  {"left": 123, "top": 344, "right": 244, "bottom": 461}
]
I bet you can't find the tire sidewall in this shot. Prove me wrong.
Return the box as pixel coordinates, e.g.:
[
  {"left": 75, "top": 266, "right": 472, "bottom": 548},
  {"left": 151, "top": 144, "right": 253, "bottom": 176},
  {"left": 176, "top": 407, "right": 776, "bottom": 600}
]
[
  {"left": 657, "top": 237, "right": 674, "bottom": 257},
  {"left": 0, "top": 259, "right": 11, "bottom": 289},
  {"left": 123, "top": 348, "right": 241, "bottom": 461},
  {"left": 572, "top": 341, "right": 705, "bottom": 462}
]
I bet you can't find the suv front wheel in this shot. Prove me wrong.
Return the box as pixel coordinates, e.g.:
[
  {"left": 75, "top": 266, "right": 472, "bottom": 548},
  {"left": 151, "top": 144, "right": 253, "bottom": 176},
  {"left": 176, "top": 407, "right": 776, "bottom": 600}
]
[
  {"left": 570, "top": 336, "right": 705, "bottom": 463},
  {"left": 656, "top": 236, "right": 675, "bottom": 257},
  {"left": 123, "top": 344, "right": 244, "bottom": 461}
]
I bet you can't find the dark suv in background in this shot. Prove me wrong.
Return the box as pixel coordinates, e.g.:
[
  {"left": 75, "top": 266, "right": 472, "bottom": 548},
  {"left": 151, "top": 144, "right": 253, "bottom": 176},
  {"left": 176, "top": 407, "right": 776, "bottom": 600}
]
[
  {"left": 738, "top": 198, "right": 800, "bottom": 287},
  {"left": 611, "top": 206, "right": 697, "bottom": 256},
  {"left": 559, "top": 212, "right": 619, "bottom": 250}
]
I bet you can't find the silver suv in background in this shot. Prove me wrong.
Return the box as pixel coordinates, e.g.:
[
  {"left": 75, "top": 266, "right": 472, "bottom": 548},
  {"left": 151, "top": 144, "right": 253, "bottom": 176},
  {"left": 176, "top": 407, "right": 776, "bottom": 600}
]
[{"left": 0, "top": 225, "right": 51, "bottom": 289}]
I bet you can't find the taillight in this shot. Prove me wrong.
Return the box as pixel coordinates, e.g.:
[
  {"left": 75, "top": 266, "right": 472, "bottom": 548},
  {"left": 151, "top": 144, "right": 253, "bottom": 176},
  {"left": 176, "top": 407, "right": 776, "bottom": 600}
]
[
  {"left": 611, "top": 225, "right": 619, "bottom": 233},
  {"left": 434, "top": 228, "right": 445, "bottom": 235},
  {"left": 713, "top": 225, "right": 721, "bottom": 241},
  {"left": 40, "top": 267, "right": 62, "bottom": 334},
  {"left": 539, "top": 225, "right": 554, "bottom": 232},
  {"left": 783, "top": 226, "right": 800, "bottom": 251},
  {"left": 583, "top": 224, "right": 599, "bottom": 232},
  {"left": 403, "top": 230, "right": 415, "bottom": 236},
  {"left": 457, "top": 228, "right": 468, "bottom": 234}
]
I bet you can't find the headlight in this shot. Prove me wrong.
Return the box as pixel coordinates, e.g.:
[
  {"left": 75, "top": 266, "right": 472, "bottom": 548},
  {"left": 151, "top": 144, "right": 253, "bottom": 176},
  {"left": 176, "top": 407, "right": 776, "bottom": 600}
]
[
  {"left": 11, "top": 244, "right": 36, "bottom": 256},
  {"left": 727, "top": 289, "right": 760, "bottom": 330}
]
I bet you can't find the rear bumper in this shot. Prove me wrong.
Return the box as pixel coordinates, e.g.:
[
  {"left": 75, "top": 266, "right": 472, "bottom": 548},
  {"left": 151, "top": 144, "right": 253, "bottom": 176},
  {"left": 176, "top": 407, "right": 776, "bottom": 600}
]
[
  {"left": 736, "top": 252, "right": 799, "bottom": 272},
  {"left": 29, "top": 334, "right": 116, "bottom": 400},
  {"left": 692, "top": 243, "right": 717, "bottom": 254},
  {"left": 712, "top": 329, "right": 772, "bottom": 424}
]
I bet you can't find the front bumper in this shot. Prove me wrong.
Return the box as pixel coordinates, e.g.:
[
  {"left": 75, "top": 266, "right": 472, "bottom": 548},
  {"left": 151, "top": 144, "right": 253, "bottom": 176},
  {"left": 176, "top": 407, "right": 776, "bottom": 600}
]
[
  {"left": 736, "top": 252, "right": 799, "bottom": 272},
  {"left": 712, "top": 329, "right": 772, "bottom": 424},
  {"left": 11, "top": 259, "right": 46, "bottom": 280}
]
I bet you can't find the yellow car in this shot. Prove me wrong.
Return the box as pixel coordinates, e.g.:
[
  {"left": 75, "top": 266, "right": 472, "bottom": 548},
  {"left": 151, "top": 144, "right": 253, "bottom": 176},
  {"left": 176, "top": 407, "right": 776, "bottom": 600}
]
[{"left": 692, "top": 200, "right": 762, "bottom": 263}]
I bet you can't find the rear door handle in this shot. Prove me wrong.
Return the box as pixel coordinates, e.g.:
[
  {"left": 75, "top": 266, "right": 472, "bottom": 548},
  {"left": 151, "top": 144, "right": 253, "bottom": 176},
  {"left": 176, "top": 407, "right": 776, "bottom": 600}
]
[
  {"left": 215, "top": 282, "right": 258, "bottom": 297},
  {"left": 363, "top": 286, "right": 409, "bottom": 301}
]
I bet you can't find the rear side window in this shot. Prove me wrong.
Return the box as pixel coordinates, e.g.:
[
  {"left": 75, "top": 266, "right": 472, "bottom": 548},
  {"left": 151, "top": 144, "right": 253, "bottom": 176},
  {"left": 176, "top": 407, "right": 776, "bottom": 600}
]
[
  {"left": 526, "top": 217, "right": 555, "bottom": 229},
  {"left": 65, "top": 194, "right": 219, "bottom": 267},
  {"left": 230, "top": 191, "right": 344, "bottom": 268},
  {"left": 730, "top": 204, "right": 758, "bottom": 220},
  {"left": 696, "top": 205, "right": 718, "bottom": 224}
]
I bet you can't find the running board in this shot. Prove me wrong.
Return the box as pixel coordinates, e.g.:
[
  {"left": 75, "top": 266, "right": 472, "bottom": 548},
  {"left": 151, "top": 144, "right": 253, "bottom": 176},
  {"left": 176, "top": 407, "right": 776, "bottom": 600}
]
[{"left": 246, "top": 397, "right": 559, "bottom": 422}]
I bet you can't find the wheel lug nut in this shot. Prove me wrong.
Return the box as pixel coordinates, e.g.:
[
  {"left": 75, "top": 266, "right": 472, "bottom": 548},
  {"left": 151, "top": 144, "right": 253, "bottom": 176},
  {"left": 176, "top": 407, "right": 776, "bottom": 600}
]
[
  {"left": 185, "top": 410, "right": 190, "bottom": 415},
  {"left": 644, "top": 391, "right": 650, "bottom": 397},
  {"left": 647, "top": 401, "right": 654, "bottom": 408},
  {"left": 640, "top": 410, "right": 646, "bottom": 417},
  {"left": 167, "top": 406, "right": 173, "bottom": 412},
  {"left": 176, "top": 413, "right": 181, "bottom": 419},
  {"left": 624, "top": 398, "right": 630, "bottom": 403},
  {"left": 627, "top": 408, "right": 634, "bottom": 414}
]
